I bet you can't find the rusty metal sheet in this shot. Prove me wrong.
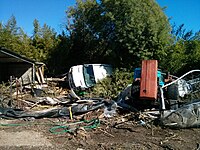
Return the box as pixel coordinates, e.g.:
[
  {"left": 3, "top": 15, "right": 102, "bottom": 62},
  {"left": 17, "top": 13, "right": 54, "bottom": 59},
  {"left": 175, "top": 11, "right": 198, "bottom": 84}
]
[{"left": 140, "top": 60, "right": 158, "bottom": 100}]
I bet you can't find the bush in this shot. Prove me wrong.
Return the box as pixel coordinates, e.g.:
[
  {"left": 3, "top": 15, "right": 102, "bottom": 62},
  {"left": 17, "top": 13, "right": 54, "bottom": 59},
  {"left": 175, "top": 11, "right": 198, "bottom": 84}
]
[{"left": 88, "top": 68, "right": 133, "bottom": 99}]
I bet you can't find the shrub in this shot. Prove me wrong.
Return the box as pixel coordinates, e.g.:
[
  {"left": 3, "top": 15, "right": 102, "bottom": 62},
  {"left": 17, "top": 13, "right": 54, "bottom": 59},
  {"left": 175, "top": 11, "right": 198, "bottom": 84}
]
[{"left": 88, "top": 68, "right": 133, "bottom": 99}]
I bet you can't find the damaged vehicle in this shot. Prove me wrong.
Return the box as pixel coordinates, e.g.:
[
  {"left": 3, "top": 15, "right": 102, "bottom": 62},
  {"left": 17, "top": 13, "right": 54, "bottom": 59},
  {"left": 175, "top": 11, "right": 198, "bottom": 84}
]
[
  {"left": 117, "top": 60, "right": 200, "bottom": 128},
  {"left": 68, "top": 64, "right": 113, "bottom": 90}
]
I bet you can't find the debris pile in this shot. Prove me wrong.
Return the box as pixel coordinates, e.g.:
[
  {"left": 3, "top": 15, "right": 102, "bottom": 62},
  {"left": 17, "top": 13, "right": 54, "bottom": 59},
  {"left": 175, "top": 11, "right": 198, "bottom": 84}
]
[
  {"left": 1, "top": 60, "right": 200, "bottom": 138},
  {"left": 0, "top": 77, "right": 159, "bottom": 134}
]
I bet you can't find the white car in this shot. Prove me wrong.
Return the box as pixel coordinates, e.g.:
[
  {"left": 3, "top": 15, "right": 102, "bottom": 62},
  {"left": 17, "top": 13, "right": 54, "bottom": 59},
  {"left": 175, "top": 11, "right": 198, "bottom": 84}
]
[{"left": 68, "top": 64, "right": 113, "bottom": 90}]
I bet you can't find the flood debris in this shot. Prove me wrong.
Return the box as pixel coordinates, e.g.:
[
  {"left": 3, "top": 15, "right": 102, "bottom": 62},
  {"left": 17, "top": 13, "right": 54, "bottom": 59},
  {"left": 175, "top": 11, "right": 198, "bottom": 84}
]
[
  {"left": 68, "top": 64, "right": 113, "bottom": 91},
  {"left": 0, "top": 98, "right": 105, "bottom": 119},
  {"left": 161, "top": 100, "right": 200, "bottom": 128},
  {"left": 114, "top": 60, "right": 200, "bottom": 129},
  {"left": 49, "top": 118, "right": 100, "bottom": 134},
  {"left": 103, "top": 100, "right": 117, "bottom": 118},
  {"left": 1, "top": 58, "right": 200, "bottom": 139}
]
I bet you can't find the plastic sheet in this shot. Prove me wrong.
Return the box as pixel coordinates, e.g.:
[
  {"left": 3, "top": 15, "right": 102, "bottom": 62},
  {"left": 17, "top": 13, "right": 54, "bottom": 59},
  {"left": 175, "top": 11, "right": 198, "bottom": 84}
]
[
  {"left": 0, "top": 99, "right": 104, "bottom": 119},
  {"left": 104, "top": 100, "right": 117, "bottom": 118},
  {"left": 161, "top": 101, "right": 200, "bottom": 128}
]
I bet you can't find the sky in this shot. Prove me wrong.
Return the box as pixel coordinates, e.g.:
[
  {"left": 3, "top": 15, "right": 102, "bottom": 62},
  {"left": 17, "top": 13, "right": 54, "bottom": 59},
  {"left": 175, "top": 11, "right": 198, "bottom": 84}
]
[
  {"left": 157, "top": 0, "right": 200, "bottom": 32},
  {"left": 0, "top": 0, "right": 200, "bottom": 36},
  {"left": 0, "top": 0, "right": 75, "bottom": 35}
]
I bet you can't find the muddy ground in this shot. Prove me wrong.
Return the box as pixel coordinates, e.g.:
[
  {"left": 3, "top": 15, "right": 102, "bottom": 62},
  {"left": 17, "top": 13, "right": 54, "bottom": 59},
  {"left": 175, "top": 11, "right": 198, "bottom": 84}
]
[{"left": 0, "top": 108, "right": 200, "bottom": 150}]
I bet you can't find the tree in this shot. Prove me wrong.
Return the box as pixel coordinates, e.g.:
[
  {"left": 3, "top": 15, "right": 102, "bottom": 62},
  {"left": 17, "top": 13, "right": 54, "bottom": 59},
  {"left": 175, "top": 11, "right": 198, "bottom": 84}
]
[
  {"left": 66, "top": 0, "right": 171, "bottom": 69},
  {"left": 161, "top": 24, "right": 200, "bottom": 75},
  {"left": 32, "top": 19, "right": 58, "bottom": 62},
  {"left": 33, "top": 19, "right": 40, "bottom": 37},
  {"left": 5, "top": 15, "right": 19, "bottom": 35},
  {"left": 0, "top": 16, "right": 40, "bottom": 61},
  {"left": 0, "top": 16, "right": 59, "bottom": 65},
  {"left": 46, "top": 31, "right": 71, "bottom": 75},
  {"left": 171, "top": 24, "right": 193, "bottom": 42},
  {"left": 0, "top": 15, "right": 22, "bottom": 51}
]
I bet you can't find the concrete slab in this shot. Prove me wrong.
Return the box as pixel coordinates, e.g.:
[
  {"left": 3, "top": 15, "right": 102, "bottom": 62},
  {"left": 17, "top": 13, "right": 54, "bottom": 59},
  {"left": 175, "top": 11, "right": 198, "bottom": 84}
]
[{"left": 0, "top": 130, "right": 53, "bottom": 147}]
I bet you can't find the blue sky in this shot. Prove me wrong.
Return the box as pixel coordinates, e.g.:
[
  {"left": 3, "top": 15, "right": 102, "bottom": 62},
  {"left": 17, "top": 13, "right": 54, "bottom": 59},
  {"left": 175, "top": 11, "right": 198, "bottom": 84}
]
[
  {"left": 158, "top": 0, "right": 200, "bottom": 33},
  {"left": 0, "top": 0, "right": 75, "bottom": 35},
  {"left": 0, "top": 0, "right": 200, "bottom": 36}
]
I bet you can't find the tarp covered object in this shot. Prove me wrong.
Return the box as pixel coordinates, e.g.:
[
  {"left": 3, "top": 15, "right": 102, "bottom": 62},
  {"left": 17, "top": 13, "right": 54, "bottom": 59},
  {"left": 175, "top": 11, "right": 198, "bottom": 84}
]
[
  {"left": 161, "top": 101, "right": 200, "bottom": 128},
  {"left": 0, "top": 100, "right": 104, "bottom": 119}
]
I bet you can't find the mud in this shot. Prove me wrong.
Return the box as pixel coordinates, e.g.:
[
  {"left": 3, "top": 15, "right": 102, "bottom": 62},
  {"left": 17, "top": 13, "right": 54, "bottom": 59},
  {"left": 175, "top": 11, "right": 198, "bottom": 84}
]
[{"left": 0, "top": 113, "right": 199, "bottom": 150}]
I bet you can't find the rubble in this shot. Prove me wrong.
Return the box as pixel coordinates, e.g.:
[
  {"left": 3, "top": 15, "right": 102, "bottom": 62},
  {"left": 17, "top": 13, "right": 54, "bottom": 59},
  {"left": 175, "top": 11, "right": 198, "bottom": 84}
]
[
  {"left": 161, "top": 100, "right": 200, "bottom": 128},
  {"left": 0, "top": 74, "right": 200, "bottom": 150},
  {"left": 1, "top": 62, "right": 200, "bottom": 149},
  {"left": 0, "top": 50, "right": 200, "bottom": 148}
]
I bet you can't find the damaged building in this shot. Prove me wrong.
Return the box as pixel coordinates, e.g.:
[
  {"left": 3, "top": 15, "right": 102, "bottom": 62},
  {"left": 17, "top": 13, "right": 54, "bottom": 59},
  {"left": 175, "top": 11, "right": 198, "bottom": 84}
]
[{"left": 0, "top": 47, "right": 45, "bottom": 85}]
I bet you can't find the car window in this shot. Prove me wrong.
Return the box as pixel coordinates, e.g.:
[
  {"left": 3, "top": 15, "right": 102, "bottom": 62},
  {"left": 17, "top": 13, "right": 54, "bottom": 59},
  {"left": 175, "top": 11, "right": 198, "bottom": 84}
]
[{"left": 83, "top": 65, "right": 96, "bottom": 87}]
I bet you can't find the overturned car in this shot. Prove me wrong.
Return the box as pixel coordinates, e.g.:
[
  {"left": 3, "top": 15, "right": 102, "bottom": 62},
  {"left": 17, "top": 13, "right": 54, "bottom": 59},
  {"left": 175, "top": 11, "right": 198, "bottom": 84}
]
[{"left": 68, "top": 64, "right": 113, "bottom": 90}]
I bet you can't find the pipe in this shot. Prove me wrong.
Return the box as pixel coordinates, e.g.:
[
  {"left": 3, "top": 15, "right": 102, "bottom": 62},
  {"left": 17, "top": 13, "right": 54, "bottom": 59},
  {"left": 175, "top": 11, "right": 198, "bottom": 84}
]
[
  {"left": 162, "top": 70, "right": 200, "bottom": 89},
  {"left": 160, "top": 87, "right": 165, "bottom": 110}
]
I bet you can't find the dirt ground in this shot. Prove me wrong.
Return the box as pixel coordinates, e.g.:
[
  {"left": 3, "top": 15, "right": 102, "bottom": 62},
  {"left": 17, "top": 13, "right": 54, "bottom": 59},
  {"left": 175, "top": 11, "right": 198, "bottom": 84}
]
[{"left": 0, "top": 109, "right": 200, "bottom": 150}]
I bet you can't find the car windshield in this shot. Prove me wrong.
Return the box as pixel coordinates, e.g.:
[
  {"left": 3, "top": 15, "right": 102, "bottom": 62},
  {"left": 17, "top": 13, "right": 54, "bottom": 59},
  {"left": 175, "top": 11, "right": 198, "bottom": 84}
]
[{"left": 83, "top": 65, "right": 96, "bottom": 87}]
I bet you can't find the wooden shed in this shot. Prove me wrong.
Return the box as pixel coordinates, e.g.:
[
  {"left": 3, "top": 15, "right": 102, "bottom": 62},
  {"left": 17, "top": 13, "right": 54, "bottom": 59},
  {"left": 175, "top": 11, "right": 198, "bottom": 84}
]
[{"left": 0, "top": 47, "right": 45, "bottom": 85}]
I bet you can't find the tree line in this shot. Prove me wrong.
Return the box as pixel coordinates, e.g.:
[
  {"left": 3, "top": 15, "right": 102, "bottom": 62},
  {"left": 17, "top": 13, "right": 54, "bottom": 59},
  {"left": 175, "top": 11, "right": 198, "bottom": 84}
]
[{"left": 0, "top": 0, "right": 200, "bottom": 76}]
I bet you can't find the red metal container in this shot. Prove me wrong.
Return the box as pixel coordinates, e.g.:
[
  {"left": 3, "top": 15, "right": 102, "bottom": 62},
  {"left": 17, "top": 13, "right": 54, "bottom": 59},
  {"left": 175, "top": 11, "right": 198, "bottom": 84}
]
[{"left": 140, "top": 60, "right": 158, "bottom": 100}]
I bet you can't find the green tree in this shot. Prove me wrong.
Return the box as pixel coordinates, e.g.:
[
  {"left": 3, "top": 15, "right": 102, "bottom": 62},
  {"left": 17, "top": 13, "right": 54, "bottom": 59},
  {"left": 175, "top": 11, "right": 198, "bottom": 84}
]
[
  {"left": 0, "top": 16, "right": 39, "bottom": 61},
  {"left": 161, "top": 24, "right": 200, "bottom": 75},
  {"left": 32, "top": 19, "right": 58, "bottom": 62},
  {"left": 33, "top": 19, "right": 40, "bottom": 37},
  {"left": 0, "top": 16, "right": 59, "bottom": 66},
  {"left": 66, "top": 0, "right": 171, "bottom": 69},
  {"left": 0, "top": 15, "right": 23, "bottom": 51},
  {"left": 5, "top": 15, "right": 19, "bottom": 35},
  {"left": 46, "top": 31, "right": 71, "bottom": 75}
]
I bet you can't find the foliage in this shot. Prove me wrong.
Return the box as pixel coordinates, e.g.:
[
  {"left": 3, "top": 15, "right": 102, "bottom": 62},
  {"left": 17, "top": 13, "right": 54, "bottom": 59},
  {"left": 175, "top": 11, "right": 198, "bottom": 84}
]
[
  {"left": 87, "top": 68, "right": 133, "bottom": 99},
  {"left": 171, "top": 24, "right": 194, "bottom": 42},
  {"left": 160, "top": 24, "right": 200, "bottom": 75},
  {"left": 46, "top": 32, "right": 71, "bottom": 75},
  {"left": 0, "top": 16, "right": 59, "bottom": 64},
  {"left": 31, "top": 19, "right": 59, "bottom": 62},
  {"left": 66, "top": 0, "right": 172, "bottom": 68},
  {"left": 1, "top": 3, "right": 200, "bottom": 79}
]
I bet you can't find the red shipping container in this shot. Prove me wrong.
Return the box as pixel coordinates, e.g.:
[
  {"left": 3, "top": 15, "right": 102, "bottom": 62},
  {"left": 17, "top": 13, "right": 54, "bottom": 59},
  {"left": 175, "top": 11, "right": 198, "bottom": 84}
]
[{"left": 140, "top": 60, "right": 158, "bottom": 100}]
